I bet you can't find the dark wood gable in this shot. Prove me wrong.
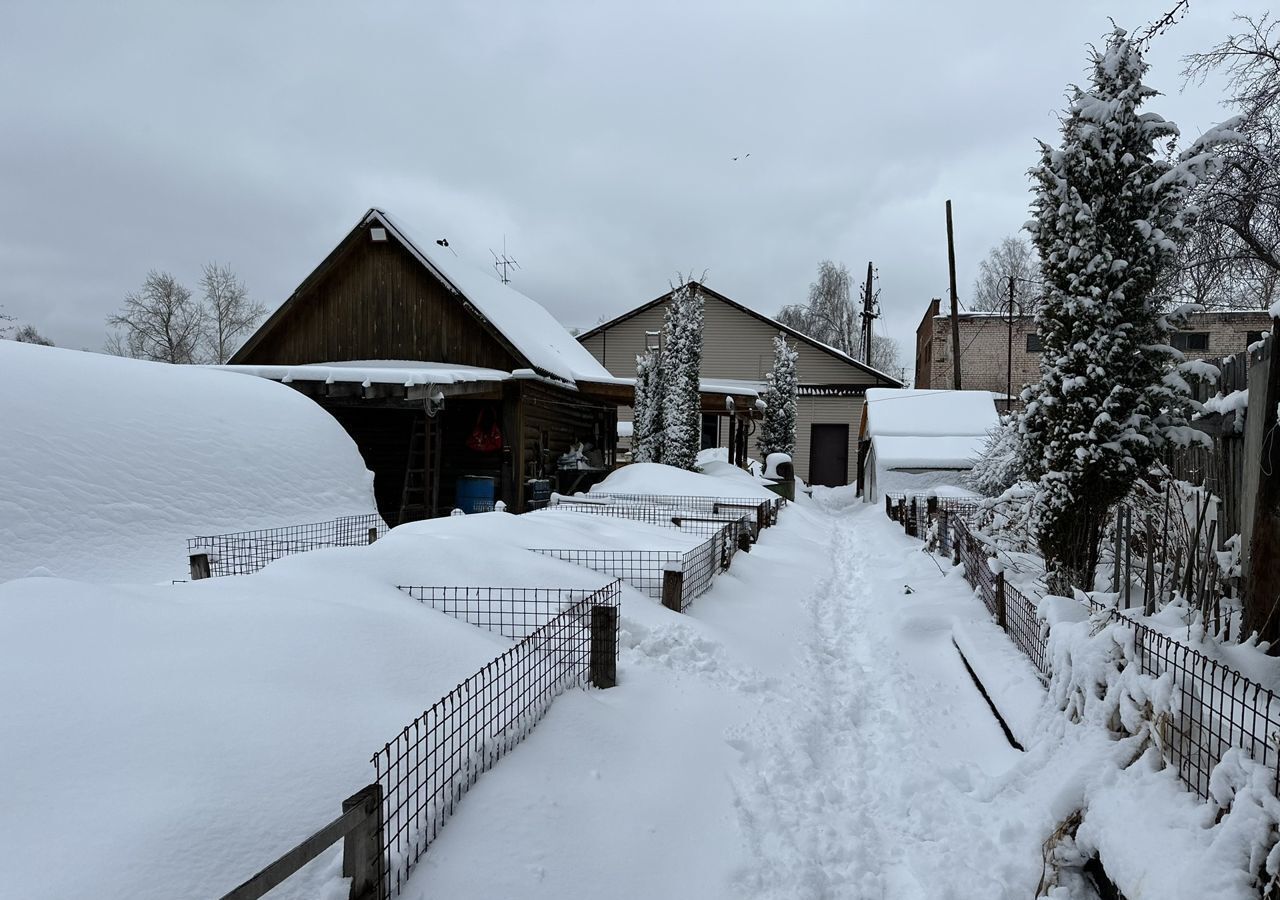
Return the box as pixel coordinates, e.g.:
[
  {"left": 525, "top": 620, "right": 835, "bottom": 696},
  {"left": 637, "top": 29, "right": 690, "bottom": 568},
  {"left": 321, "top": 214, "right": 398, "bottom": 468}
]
[{"left": 232, "top": 222, "right": 526, "bottom": 370}]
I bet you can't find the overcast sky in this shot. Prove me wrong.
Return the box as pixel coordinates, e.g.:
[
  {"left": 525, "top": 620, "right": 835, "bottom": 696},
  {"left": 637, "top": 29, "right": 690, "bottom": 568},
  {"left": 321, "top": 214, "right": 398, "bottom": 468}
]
[{"left": 0, "top": 1, "right": 1266, "bottom": 373}]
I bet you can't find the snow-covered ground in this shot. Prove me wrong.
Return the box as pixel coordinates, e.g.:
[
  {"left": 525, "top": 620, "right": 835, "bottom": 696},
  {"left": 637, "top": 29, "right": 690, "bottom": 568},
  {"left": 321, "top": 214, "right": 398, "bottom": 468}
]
[
  {"left": 0, "top": 342, "right": 378, "bottom": 584},
  {"left": 3, "top": 453, "right": 1261, "bottom": 898},
  {"left": 408, "top": 494, "right": 1271, "bottom": 900},
  {"left": 0, "top": 525, "right": 617, "bottom": 900}
]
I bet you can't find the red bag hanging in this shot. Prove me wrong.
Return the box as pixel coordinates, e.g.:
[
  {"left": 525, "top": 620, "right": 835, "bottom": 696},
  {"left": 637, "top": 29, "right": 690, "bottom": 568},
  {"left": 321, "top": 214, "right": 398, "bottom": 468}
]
[{"left": 466, "top": 410, "right": 503, "bottom": 453}]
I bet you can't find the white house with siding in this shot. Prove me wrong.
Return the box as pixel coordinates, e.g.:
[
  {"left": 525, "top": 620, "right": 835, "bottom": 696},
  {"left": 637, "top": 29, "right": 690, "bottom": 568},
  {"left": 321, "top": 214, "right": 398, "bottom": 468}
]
[{"left": 577, "top": 283, "right": 902, "bottom": 486}]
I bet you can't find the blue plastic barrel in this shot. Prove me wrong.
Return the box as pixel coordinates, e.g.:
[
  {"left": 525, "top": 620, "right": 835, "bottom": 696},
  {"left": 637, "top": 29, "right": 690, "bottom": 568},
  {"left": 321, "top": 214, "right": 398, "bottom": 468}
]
[{"left": 455, "top": 476, "right": 496, "bottom": 514}]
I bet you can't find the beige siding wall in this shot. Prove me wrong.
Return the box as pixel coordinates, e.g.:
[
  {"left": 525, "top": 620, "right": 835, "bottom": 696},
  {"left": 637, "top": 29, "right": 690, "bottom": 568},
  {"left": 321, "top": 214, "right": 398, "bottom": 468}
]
[
  {"left": 583, "top": 296, "right": 886, "bottom": 385},
  {"left": 783, "top": 396, "right": 862, "bottom": 485},
  {"left": 582, "top": 294, "right": 882, "bottom": 486}
]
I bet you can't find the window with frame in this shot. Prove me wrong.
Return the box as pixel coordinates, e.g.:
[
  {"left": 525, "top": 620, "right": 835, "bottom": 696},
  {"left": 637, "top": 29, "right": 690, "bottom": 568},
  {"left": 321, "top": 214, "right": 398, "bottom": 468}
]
[
  {"left": 1172, "top": 331, "right": 1210, "bottom": 352},
  {"left": 1025, "top": 333, "right": 1042, "bottom": 352},
  {"left": 1246, "top": 330, "right": 1268, "bottom": 349}
]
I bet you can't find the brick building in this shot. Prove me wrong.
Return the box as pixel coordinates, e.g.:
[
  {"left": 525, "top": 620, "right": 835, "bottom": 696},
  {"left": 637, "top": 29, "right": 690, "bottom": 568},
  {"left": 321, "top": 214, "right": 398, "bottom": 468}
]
[{"left": 915, "top": 300, "right": 1272, "bottom": 409}]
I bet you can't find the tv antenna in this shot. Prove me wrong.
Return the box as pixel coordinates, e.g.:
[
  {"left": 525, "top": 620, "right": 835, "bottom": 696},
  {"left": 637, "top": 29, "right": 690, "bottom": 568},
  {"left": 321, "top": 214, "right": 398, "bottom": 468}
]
[{"left": 490, "top": 236, "right": 520, "bottom": 284}]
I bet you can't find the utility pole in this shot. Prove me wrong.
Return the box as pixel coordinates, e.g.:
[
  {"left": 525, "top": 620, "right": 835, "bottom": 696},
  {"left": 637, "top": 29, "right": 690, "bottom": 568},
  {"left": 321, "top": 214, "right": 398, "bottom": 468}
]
[
  {"left": 946, "top": 200, "right": 962, "bottom": 389},
  {"left": 860, "top": 261, "right": 878, "bottom": 366},
  {"left": 1006, "top": 275, "right": 1016, "bottom": 414}
]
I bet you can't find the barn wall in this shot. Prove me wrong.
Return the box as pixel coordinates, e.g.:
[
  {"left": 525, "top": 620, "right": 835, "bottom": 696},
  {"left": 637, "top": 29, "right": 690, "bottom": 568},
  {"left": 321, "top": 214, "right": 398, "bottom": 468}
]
[
  {"left": 517, "top": 381, "right": 616, "bottom": 507},
  {"left": 237, "top": 228, "right": 523, "bottom": 370}
]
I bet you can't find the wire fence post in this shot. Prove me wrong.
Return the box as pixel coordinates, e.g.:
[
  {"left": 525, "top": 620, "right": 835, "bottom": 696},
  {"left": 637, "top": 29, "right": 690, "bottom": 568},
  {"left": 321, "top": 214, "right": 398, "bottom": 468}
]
[
  {"left": 995, "top": 569, "right": 1007, "bottom": 631},
  {"left": 590, "top": 603, "right": 618, "bottom": 688},
  {"left": 189, "top": 553, "right": 210, "bottom": 580},
  {"left": 341, "top": 784, "right": 384, "bottom": 900},
  {"left": 367, "top": 527, "right": 378, "bottom": 545},
  {"left": 662, "top": 566, "right": 684, "bottom": 612}
]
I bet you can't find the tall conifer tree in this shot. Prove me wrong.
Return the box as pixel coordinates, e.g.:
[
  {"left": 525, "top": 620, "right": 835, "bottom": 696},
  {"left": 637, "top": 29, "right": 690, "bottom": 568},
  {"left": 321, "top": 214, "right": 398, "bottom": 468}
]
[
  {"left": 660, "top": 280, "right": 705, "bottom": 470},
  {"left": 632, "top": 348, "right": 664, "bottom": 463},
  {"left": 1021, "top": 29, "right": 1225, "bottom": 591},
  {"left": 759, "top": 333, "right": 798, "bottom": 458}
]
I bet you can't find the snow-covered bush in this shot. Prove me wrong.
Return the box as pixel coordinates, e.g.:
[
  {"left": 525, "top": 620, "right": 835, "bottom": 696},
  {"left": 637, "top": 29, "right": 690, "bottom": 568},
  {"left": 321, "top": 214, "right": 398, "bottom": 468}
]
[
  {"left": 758, "top": 333, "right": 798, "bottom": 459},
  {"left": 659, "top": 281, "right": 704, "bottom": 470},
  {"left": 1021, "top": 28, "right": 1228, "bottom": 594},
  {"left": 965, "top": 418, "right": 1024, "bottom": 497}
]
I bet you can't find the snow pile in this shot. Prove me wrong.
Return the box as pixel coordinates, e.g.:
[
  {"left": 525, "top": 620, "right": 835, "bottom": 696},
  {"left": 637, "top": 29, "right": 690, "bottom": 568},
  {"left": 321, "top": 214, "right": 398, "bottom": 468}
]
[
  {"left": 1028, "top": 593, "right": 1280, "bottom": 897},
  {"left": 0, "top": 342, "right": 377, "bottom": 584},
  {"left": 863, "top": 388, "right": 1000, "bottom": 438},
  {"left": 1200, "top": 388, "right": 1249, "bottom": 429},
  {"left": 0, "top": 525, "right": 618, "bottom": 900},
  {"left": 396, "top": 507, "right": 704, "bottom": 553},
  {"left": 871, "top": 434, "right": 987, "bottom": 469},
  {"left": 590, "top": 462, "right": 779, "bottom": 500}
]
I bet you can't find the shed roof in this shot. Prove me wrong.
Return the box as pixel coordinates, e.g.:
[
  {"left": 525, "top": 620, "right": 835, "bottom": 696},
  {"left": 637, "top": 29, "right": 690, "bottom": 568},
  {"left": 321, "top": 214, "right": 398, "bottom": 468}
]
[
  {"left": 862, "top": 388, "right": 999, "bottom": 439},
  {"left": 369, "top": 210, "right": 613, "bottom": 385}
]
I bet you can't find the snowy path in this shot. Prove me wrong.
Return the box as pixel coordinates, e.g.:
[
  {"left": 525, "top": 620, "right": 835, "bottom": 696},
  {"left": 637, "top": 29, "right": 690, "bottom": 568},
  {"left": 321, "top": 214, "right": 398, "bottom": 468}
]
[
  {"left": 413, "top": 498, "right": 1040, "bottom": 899},
  {"left": 729, "top": 500, "right": 1022, "bottom": 899}
]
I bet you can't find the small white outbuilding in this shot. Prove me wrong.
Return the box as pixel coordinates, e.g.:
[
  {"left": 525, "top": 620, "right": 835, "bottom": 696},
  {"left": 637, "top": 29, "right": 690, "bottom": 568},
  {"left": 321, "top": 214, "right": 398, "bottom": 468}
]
[{"left": 857, "top": 388, "right": 1000, "bottom": 502}]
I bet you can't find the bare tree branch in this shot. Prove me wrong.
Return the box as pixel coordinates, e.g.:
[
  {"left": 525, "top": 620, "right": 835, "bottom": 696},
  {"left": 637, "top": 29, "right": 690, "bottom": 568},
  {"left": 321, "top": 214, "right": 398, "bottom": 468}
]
[{"left": 105, "top": 271, "right": 204, "bottom": 363}]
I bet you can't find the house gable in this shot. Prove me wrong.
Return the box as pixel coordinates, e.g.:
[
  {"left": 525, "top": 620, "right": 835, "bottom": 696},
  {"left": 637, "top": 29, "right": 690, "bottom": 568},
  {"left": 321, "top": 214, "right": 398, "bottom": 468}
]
[
  {"left": 579, "top": 285, "right": 900, "bottom": 387},
  {"left": 232, "top": 218, "right": 527, "bottom": 371}
]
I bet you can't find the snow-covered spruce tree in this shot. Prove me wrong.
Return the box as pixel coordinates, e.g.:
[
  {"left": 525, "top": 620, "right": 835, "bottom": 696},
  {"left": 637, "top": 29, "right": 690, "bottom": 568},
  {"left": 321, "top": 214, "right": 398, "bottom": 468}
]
[
  {"left": 632, "top": 348, "right": 664, "bottom": 463},
  {"left": 759, "top": 333, "right": 798, "bottom": 458},
  {"left": 659, "top": 281, "right": 704, "bottom": 470},
  {"left": 1021, "top": 29, "right": 1226, "bottom": 593}
]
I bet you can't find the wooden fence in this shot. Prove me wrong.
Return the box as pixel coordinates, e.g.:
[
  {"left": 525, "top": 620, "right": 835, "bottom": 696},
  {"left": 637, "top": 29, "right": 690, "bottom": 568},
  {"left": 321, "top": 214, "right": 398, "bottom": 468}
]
[{"left": 1171, "top": 335, "right": 1272, "bottom": 585}]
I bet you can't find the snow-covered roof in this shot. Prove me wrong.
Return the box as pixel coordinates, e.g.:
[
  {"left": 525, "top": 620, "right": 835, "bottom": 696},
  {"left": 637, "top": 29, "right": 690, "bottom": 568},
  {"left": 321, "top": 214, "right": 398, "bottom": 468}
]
[
  {"left": 863, "top": 389, "right": 999, "bottom": 438},
  {"left": 370, "top": 210, "right": 613, "bottom": 385},
  {"left": 218, "top": 360, "right": 512, "bottom": 388},
  {"left": 872, "top": 435, "right": 987, "bottom": 469}
]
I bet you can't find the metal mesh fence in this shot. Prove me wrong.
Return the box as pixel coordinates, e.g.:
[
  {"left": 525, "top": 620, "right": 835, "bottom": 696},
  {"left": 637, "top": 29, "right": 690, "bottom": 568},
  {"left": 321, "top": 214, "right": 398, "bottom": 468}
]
[
  {"left": 525, "top": 548, "right": 681, "bottom": 598},
  {"left": 1135, "top": 621, "right": 1280, "bottom": 802},
  {"left": 187, "top": 514, "right": 389, "bottom": 577},
  {"left": 885, "top": 493, "right": 983, "bottom": 540},
  {"left": 374, "top": 580, "right": 621, "bottom": 899},
  {"left": 527, "top": 519, "right": 742, "bottom": 611},
  {"left": 394, "top": 585, "right": 598, "bottom": 638},
  {"left": 1004, "top": 580, "right": 1049, "bottom": 681},
  {"left": 547, "top": 497, "right": 754, "bottom": 539},
  {"left": 951, "top": 514, "right": 1280, "bottom": 802}
]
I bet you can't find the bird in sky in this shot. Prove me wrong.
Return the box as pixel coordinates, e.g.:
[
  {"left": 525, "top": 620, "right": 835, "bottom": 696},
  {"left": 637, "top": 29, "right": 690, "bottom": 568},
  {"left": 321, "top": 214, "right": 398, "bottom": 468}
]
[{"left": 732, "top": 153, "right": 751, "bottom": 161}]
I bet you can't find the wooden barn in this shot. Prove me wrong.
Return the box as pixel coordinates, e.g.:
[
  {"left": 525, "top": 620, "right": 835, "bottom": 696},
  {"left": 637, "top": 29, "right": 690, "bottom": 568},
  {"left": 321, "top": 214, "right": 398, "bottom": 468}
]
[{"left": 226, "top": 208, "right": 638, "bottom": 523}]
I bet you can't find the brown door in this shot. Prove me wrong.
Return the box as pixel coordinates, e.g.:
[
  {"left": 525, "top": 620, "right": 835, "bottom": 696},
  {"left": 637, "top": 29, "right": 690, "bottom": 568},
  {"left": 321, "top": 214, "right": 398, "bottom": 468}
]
[{"left": 809, "top": 424, "right": 850, "bottom": 487}]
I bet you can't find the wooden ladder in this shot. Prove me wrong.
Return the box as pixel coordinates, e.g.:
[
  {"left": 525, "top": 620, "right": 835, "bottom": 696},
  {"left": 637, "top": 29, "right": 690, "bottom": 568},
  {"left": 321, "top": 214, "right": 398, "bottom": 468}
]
[{"left": 398, "top": 414, "right": 440, "bottom": 524}]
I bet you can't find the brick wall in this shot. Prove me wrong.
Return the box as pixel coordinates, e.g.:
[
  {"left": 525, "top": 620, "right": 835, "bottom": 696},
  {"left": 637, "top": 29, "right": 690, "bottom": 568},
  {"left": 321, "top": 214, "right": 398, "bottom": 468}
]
[{"left": 917, "top": 309, "right": 1273, "bottom": 402}]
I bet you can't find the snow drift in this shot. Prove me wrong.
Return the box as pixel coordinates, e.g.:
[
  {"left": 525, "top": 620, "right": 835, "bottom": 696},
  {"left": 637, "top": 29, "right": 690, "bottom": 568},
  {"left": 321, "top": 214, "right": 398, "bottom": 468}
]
[{"left": 0, "top": 342, "right": 377, "bottom": 583}]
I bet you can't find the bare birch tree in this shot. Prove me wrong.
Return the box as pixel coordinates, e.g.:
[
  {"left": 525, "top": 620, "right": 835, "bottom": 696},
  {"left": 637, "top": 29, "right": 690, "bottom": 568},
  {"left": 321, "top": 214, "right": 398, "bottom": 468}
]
[
  {"left": 970, "top": 236, "right": 1042, "bottom": 313},
  {"left": 200, "top": 262, "right": 265, "bottom": 363},
  {"left": 777, "top": 259, "right": 904, "bottom": 378}
]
